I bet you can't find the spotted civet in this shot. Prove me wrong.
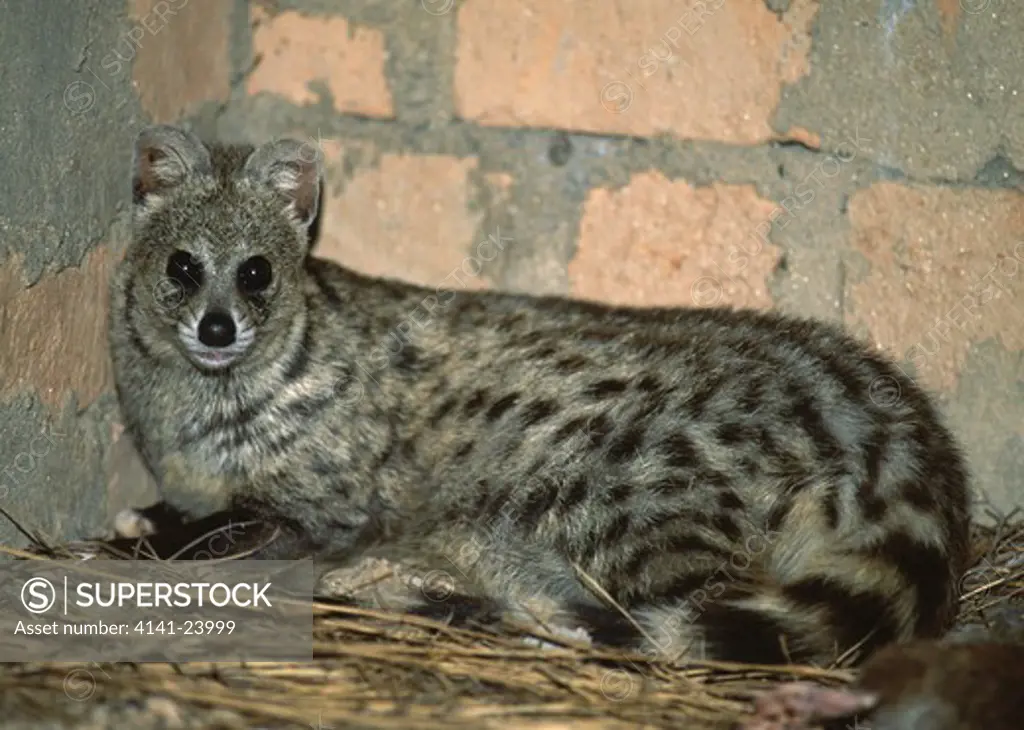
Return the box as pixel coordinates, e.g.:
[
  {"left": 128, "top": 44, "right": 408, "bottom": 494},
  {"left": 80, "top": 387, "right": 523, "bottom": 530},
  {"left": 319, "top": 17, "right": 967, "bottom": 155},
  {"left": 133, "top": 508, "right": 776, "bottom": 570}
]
[{"left": 108, "top": 124, "right": 971, "bottom": 666}]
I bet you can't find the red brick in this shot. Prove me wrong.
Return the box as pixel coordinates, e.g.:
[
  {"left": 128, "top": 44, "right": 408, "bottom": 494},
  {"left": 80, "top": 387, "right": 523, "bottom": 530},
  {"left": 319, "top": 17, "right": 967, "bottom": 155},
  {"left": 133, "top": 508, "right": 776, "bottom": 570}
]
[
  {"left": 936, "top": 0, "right": 962, "bottom": 42},
  {"left": 845, "top": 182, "right": 1024, "bottom": 390},
  {"left": 455, "top": 0, "right": 818, "bottom": 142},
  {"left": 780, "top": 126, "right": 822, "bottom": 149},
  {"left": 315, "top": 152, "right": 489, "bottom": 290},
  {"left": 0, "top": 246, "right": 116, "bottom": 409},
  {"left": 570, "top": 172, "right": 783, "bottom": 309},
  {"left": 132, "top": 0, "right": 232, "bottom": 123},
  {"left": 248, "top": 9, "right": 393, "bottom": 118}
]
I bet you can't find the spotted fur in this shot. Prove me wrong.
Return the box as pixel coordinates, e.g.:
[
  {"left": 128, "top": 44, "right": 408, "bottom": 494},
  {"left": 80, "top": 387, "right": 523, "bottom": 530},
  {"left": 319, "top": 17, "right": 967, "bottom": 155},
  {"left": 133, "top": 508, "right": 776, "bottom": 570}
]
[{"left": 109, "top": 125, "right": 972, "bottom": 667}]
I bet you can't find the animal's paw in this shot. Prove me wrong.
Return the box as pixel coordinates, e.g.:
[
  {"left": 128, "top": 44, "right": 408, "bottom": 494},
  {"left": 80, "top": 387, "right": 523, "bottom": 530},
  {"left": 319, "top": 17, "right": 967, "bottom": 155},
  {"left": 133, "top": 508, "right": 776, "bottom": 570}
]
[
  {"left": 737, "top": 682, "right": 878, "bottom": 730},
  {"left": 497, "top": 598, "right": 595, "bottom": 650},
  {"left": 520, "top": 623, "right": 593, "bottom": 651},
  {"left": 113, "top": 508, "right": 157, "bottom": 540}
]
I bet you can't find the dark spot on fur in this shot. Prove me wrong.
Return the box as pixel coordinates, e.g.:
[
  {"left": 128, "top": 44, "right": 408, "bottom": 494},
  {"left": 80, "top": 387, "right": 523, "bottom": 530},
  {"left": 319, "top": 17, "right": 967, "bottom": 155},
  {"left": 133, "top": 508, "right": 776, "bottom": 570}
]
[
  {"left": 785, "top": 386, "right": 844, "bottom": 462},
  {"left": 618, "top": 520, "right": 724, "bottom": 577},
  {"left": 454, "top": 441, "right": 475, "bottom": 460},
  {"left": 391, "top": 343, "right": 423, "bottom": 374},
  {"left": 429, "top": 396, "right": 459, "bottom": 427},
  {"left": 700, "top": 599, "right": 799, "bottom": 664},
  {"left": 766, "top": 498, "right": 791, "bottom": 533},
  {"left": 517, "top": 478, "right": 561, "bottom": 531},
  {"left": 577, "top": 531, "right": 602, "bottom": 567},
  {"left": 647, "top": 476, "right": 697, "bottom": 495},
  {"left": 310, "top": 457, "right": 337, "bottom": 477},
  {"left": 584, "top": 378, "right": 628, "bottom": 399},
  {"left": 482, "top": 485, "right": 515, "bottom": 523},
  {"left": 650, "top": 571, "right": 717, "bottom": 601},
  {"left": 716, "top": 421, "right": 755, "bottom": 445},
  {"left": 521, "top": 399, "right": 560, "bottom": 427},
  {"left": 755, "top": 427, "right": 784, "bottom": 461},
  {"left": 739, "top": 457, "right": 760, "bottom": 478},
  {"left": 782, "top": 577, "right": 899, "bottom": 655},
  {"left": 605, "top": 423, "right": 645, "bottom": 463},
  {"left": 635, "top": 374, "right": 663, "bottom": 394},
  {"left": 815, "top": 487, "right": 838, "bottom": 528},
  {"left": 662, "top": 530, "right": 730, "bottom": 558},
  {"left": 603, "top": 513, "right": 631, "bottom": 544},
  {"left": 647, "top": 510, "right": 700, "bottom": 532},
  {"left": 463, "top": 389, "right": 489, "bottom": 418},
  {"left": 683, "top": 371, "right": 724, "bottom": 418},
  {"left": 780, "top": 470, "right": 818, "bottom": 498},
  {"left": 253, "top": 427, "right": 304, "bottom": 460},
  {"left": 712, "top": 513, "right": 743, "bottom": 543},
  {"left": 909, "top": 420, "right": 936, "bottom": 454},
  {"left": 608, "top": 483, "right": 633, "bottom": 504},
  {"left": 859, "top": 494, "right": 887, "bottom": 523},
  {"left": 700, "top": 470, "right": 733, "bottom": 490},
  {"left": 468, "top": 481, "right": 492, "bottom": 515},
  {"left": 738, "top": 377, "right": 765, "bottom": 414},
  {"left": 867, "top": 532, "right": 951, "bottom": 636},
  {"left": 517, "top": 331, "right": 544, "bottom": 347},
  {"left": 307, "top": 264, "right": 344, "bottom": 309},
  {"left": 560, "top": 476, "right": 590, "bottom": 514},
  {"left": 554, "top": 354, "right": 589, "bottom": 373},
  {"left": 577, "top": 327, "right": 621, "bottom": 343},
  {"left": 372, "top": 436, "right": 397, "bottom": 470},
  {"left": 901, "top": 479, "right": 937, "bottom": 512},
  {"left": 717, "top": 491, "right": 744, "bottom": 511},
  {"left": 553, "top": 416, "right": 587, "bottom": 444},
  {"left": 857, "top": 428, "right": 889, "bottom": 512},
  {"left": 585, "top": 413, "right": 614, "bottom": 449},
  {"left": 662, "top": 433, "right": 700, "bottom": 469},
  {"left": 485, "top": 393, "right": 520, "bottom": 422}
]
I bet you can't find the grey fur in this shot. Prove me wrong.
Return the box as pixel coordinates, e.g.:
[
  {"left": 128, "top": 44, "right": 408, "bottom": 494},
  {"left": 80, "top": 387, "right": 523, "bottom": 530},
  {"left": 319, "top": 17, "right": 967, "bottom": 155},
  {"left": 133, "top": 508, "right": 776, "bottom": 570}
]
[{"left": 109, "top": 125, "right": 972, "bottom": 666}]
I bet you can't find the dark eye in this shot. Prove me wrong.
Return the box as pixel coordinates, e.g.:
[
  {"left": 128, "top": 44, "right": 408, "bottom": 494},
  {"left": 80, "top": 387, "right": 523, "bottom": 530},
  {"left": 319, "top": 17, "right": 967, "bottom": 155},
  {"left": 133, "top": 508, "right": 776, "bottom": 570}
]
[
  {"left": 237, "top": 255, "right": 272, "bottom": 295},
  {"left": 166, "top": 250, "right": 203, "bottom": 294}
]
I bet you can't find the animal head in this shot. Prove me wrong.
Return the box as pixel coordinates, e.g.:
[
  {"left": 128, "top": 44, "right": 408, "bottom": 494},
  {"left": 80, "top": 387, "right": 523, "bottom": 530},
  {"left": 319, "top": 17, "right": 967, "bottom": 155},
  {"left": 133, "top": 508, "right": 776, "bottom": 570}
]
[{"left": 124, "top": 124, "right": 322, "bottom": 373}]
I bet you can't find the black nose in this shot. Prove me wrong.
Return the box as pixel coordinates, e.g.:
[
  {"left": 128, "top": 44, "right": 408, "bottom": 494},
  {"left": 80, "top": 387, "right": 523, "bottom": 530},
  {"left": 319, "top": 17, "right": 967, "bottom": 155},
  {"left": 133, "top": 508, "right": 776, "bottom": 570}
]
[{"left": 197, "top": 310, "right": 236, "bottom": 348}]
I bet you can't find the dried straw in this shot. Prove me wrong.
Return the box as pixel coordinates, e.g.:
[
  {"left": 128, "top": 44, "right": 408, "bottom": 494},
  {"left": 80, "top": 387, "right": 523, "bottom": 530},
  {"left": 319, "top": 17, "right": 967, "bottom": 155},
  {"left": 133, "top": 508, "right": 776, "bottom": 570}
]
[{"left": 0, "top": 508, "right": 1020, "bottom": 730}]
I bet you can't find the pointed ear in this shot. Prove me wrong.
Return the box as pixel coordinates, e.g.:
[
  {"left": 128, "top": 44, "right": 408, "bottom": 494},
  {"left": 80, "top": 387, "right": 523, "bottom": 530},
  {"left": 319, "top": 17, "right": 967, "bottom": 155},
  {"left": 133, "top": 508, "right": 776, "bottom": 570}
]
[
  {"left": 241, "top": 139, "right": 322, "bottom": 228},
  {"left": 133, "top": 125, "right": 213, "bottom": 208}
]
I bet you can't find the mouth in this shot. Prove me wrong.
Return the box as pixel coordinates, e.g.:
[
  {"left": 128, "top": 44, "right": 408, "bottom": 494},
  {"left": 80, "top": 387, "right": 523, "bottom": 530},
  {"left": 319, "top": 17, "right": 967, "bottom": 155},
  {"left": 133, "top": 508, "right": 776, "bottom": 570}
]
[{"left": 187, "top": 347, "right": 243, "bottom": 371}]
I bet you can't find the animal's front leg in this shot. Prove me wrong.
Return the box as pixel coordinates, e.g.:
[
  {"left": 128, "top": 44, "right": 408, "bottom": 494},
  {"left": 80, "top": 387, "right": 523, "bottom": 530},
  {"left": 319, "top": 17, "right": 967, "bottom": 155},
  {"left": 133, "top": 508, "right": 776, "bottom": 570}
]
[
  {"left": 106, "top": 449, "right": 246, "bottom": 551},
  {"left": 104, "top": 503, "right": 295, "bottom": 560},
  {"left": 112, "top": 500, "right": 187, "bottom": 539}
]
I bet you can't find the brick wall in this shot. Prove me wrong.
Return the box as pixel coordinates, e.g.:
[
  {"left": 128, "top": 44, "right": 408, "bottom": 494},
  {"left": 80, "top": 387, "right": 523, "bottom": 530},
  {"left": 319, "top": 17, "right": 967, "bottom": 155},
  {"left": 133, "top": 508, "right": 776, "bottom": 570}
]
[{"left": 2, "top": 0, "right": 1021, "bottom": 547}]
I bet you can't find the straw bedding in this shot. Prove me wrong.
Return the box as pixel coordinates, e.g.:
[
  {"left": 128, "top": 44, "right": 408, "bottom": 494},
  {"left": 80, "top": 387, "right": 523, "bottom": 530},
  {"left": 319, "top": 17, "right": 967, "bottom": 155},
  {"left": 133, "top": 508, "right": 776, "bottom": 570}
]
[{"left": 0, "top": 507, "right": 1020, "bottom": 730}]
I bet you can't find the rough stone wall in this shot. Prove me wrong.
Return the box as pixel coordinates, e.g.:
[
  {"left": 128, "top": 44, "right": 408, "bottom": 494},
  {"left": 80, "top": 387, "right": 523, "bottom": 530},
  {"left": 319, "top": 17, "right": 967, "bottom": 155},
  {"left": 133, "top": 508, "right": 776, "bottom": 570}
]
[
  {"left": 0, "top": 0, "right": 234, "bottom": 547},
  {"left": 2, "top": 0, "right": 1021, "bottom": 547}
]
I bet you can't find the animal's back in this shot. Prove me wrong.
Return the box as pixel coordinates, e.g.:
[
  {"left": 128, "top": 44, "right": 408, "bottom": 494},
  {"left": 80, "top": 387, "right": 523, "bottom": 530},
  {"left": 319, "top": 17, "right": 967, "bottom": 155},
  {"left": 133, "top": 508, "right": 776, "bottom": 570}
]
[{"left": 320, "top": 261, "right": 973, "bottom": 666}]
